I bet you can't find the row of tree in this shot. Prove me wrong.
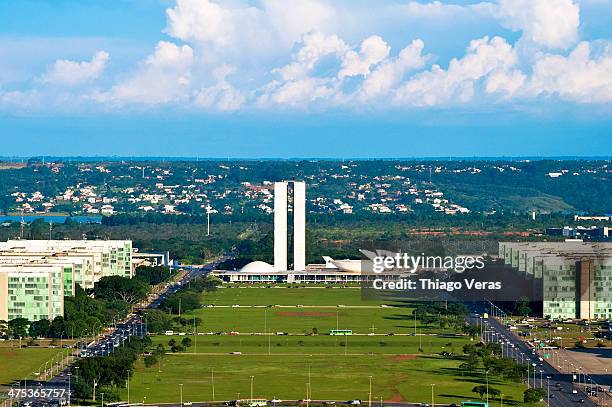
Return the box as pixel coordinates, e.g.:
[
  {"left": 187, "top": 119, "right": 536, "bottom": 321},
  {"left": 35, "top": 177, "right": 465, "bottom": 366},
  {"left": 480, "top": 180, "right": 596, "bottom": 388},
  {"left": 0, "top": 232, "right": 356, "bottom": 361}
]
[{"left": 72, "top": 336, "right": 152, "bottom": 402}]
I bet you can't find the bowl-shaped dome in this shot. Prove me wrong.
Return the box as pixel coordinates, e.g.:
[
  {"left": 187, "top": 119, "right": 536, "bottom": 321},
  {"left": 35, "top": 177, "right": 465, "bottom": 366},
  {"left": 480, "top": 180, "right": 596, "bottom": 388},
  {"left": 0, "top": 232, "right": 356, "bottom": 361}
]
[{"left": 240, "top": 261, "right": 276, "bottom": 273}]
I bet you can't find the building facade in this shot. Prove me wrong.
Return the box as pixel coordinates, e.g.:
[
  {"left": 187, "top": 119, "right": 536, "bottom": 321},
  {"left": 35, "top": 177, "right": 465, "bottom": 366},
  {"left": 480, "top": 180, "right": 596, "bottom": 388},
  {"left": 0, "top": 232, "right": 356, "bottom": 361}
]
[
  {"left": 0, "top": 239, "right": 134, "bottom": 322},
  {"left": 499, "top": 241, "right": 612, "bottom": 320}
]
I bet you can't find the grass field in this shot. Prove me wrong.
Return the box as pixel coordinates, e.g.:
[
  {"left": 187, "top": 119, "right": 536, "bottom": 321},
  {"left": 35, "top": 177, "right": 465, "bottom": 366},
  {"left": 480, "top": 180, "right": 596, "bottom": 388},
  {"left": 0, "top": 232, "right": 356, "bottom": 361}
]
[
  {"left": 190, "top": 286, "right": 445, "bottom": 335},
  {"left": 126, "top": 286, "right": 529, "bottom": 405},
  {"left": 153, "top": 334, "right": 469, "bottom": 355},
  {"left": 123, "top": 353, "right": 527, "bottom": 405},
  {"left": 0, "top": 346, "right": 68, "bottom": 385},
  {"left": 198, "top": 286, "right": 386, "bottom": 306},
  {"left": 187, "top": 306, "right": 449, "bottom": 335}
]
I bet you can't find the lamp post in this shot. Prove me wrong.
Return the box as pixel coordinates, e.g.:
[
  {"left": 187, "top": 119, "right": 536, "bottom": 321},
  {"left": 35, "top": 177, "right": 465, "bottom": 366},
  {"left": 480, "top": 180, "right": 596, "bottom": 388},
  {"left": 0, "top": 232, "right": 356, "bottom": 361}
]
[
  {"left": 67, "top": 373, "right": 72, "bottom": 406},
  {"left": 211, "top": 368, "right": 215, "bottom": 402},
  {"left": 250, "top": 376, "right": 254, "bottom": 403},
  {"left": 431, "top": 384, "right": 435, "bottom": 407},
  {"left": 179, "top": 383, "right": 183, "bottom": 406},
  {"left": 369, "top": 376, "right": 373, "bottom": 407},
  {"left": 485, "top": 370, "right": 489, "bottom": 405}
]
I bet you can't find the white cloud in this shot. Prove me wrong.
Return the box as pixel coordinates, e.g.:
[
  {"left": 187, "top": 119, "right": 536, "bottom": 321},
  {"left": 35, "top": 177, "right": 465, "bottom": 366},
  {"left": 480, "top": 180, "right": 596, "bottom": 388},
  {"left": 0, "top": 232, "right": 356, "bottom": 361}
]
[
  {"left": 276, "top": 32, "right": 349, "bottom": 81},
  {"left": 166, "top": 0, "right": 236, "bottom": 48},
  {"left": 193, "top": 65, "right": 245, "bottom": 110},
  {"left": 339, "top": 36, "right": 390, "bottom": 79},
  {"left": 260, "top": 77, "right": 340, "bottom": 107},
  {"left": 93, "top": 41, "right": 193, "bottom": 105},
  {"left": 527, "top": 41, "right": 612, "bottom": 103},
  {"left": 358, "top": 39, "right": 428, "bottom": 100},
  {"left": 42, "top": 51, "right": 109, "bottom": 86},
  {"left": 485, "top": 69, "right": 526, "bottom": 97},
  {"left": 497, "top": 0, "right": 580, "bottom": 49},
  {"left": 394, "top": 36, "right": 518, "bottom": 106}
]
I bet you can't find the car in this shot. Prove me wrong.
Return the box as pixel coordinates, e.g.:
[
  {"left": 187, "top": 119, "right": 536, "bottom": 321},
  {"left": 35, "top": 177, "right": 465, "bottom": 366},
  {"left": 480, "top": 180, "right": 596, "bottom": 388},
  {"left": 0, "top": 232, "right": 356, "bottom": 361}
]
[
  {"left": 183, "top": 402, "right": 193, "bottom": 406},
  {"left": 578, "top": 399, "right": 585, "bottom": 403},
  {"left": 348, "top": 400, "right": 361, "bottom": 405},
  {"left": 572, "top": 390, "right": 578, "bottom": 394}
]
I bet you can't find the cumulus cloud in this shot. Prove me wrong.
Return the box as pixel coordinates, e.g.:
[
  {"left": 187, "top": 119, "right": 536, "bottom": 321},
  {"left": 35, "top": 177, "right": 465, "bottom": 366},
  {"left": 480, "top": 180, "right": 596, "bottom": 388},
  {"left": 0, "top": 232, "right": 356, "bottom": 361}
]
[
  {"left": 358, "top": 39, "right": 428, "bottom": 100},
  {"left": 193, "top": 65, "right": 245, "bottom": 110},
  {"left": 496, "top": 0, "right": 580, "bottom": 49},
  {"left": 394, "top": 36, "right": 518, "bottom": 106},
  {"left": 166, "top": 0, "right": 237, "bottom": 48},
  {"left": 339, "top": 36, "right": 390, "bottom": 79},
  {"left": 527, "top": 41, "right": 612, "bottom": 103},
  {"left": 93, "top": 41, "right": 193, "bottom": 105},
  {"left": 276, "top": 32, "right": 349, "bottom": 81},
  {"left": 5, "top": 0, "right": 612, "bottom": 114},
  {"left": 42, "top": 51, "right": 109, "bottom": 86}
]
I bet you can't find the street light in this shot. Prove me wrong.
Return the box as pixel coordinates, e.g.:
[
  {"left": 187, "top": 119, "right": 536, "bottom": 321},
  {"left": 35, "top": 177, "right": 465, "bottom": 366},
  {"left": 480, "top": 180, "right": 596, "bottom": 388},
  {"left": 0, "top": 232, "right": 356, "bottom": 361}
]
[
  {"left": 67, "top": 373, "right": 72, "bottom": 407},
  {"left": 250, "top": 376, "right": 255, "bottom": 403},
  {"left": 431, "top": 384, "right": 435, "bottom": 407},
  {"left": 485, "top": 370, "right": 489, "bottom": 405},
  {"left": 179, "top": 383, "right": 183, "bottom": 406}
]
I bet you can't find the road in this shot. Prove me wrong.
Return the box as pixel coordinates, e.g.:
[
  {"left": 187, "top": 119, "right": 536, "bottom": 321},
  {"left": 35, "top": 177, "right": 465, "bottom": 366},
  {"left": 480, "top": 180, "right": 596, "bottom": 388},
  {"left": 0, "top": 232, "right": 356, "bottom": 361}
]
[
  {"left": 10, "top": 257, "right": 227, "bottom": 407},
  {"left": 467, "top": 303, "right": 604, "bottom": 407}
]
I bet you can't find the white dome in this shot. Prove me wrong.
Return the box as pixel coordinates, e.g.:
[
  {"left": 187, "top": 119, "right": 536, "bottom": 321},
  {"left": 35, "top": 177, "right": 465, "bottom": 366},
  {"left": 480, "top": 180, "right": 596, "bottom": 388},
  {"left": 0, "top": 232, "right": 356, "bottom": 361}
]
[{"left": 240, "top": 261, "right": 276, "bottom": 273}]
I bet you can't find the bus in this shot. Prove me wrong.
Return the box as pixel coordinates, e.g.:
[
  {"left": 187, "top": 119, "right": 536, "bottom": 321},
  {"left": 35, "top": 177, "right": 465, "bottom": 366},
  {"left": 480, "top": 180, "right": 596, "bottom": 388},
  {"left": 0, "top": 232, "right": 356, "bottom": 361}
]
[
  {"left": 329, "top": 329, "right": 352, "bottom": 336},
  {"left": 461, "top": 402, "right": 488, "bottom": 407},
  {"left": 234, "top": 399, "right": 267, "bottom": 407}
]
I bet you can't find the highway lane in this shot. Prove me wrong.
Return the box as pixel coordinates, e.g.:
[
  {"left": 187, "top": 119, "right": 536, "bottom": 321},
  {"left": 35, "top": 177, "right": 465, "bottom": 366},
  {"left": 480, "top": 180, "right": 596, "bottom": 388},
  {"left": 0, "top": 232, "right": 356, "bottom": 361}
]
[{"left": 468, "top": 303, "right": 600, "bottom": 407}]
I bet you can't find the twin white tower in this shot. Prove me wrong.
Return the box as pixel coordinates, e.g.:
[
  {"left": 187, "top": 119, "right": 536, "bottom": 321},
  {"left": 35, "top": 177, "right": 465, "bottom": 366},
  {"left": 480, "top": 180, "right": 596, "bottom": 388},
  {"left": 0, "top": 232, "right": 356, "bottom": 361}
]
[{"left": 274, "top": 181, "right": 306, "bottom": 271}]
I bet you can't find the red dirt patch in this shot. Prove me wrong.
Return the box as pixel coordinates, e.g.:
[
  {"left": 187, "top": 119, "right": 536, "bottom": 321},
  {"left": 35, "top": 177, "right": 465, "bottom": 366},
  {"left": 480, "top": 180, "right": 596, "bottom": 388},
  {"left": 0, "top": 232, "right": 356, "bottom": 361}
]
[
  {"left": 276, "top": 311, "right": 336, "bottom": 317},
  {"left": 389, "top": 354, "right": 417, "bottom": 361},
  {"left": 386, "top": 392, "right": 406, "bottom": 402}
]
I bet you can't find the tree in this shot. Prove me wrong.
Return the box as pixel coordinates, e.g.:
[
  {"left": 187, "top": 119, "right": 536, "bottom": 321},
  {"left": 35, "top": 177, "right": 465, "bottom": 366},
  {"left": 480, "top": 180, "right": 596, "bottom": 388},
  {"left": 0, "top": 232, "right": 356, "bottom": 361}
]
[
  {"left": 181, "top": 337, "right": 192, "bottom": 348},
  {"left": 462, "top": 323, "right": 480, "bottom": 338},
  {"left": 134, "top": 266, "right": 175, "bottom": 286},
  {"left": 49, "top": 316, "right": 66, "bottom": 338},
  {"left": 144, "top": 355, "right": 158, "bottom": 368},
  {"left": 472, "top": 385, "right": 488, "bottom": 398},
  {"left": 143, "top": 309, "right": 173, "bottom": 333},
  {"left": 488, "top": 388, "right": 501, "bottom": 398},
  {"left": 459, "top": 353, "right": 480, "bottom": 372},
  {"left": 29, "top": 319, "right": 51, "bottom": 338},
  {"left": 515, "top": 296, "right": 532, "bottom": 317},
  {"left": 93, "top": 276, "right": 150, "bottom": 304},
  {"left": 8, "top": 318, "right": 29, "bottom": 338},
  {"left": 524, "top": 388, "right": 546, "bottom": 403},
  {"left": 0, "top": 320, "right": 8, "bottom": 338}
]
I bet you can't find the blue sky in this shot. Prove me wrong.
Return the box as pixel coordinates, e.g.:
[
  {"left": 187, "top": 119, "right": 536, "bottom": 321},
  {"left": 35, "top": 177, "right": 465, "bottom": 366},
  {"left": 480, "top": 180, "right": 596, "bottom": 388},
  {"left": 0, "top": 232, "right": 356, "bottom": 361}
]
[{"left": 0, "top": 0, "right": 611, "bottom": 157}]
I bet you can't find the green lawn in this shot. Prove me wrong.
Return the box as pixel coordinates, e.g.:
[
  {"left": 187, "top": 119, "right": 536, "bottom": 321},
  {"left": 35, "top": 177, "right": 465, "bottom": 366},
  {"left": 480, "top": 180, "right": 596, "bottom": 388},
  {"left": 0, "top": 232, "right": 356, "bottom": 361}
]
[
  {"left": 186, "top": 306, "right": 448, "bottom": 335},
  {"left": 126, "top": 287, "right": 528, "bottom": 405},
  {"left": 153, "top": 334, "right": 470, "bottom": 355},
  {"left": 199, "top": 286, "right": 397, "bottom": 306},
  {"left": 0, "top": 347, "right": 69, "bottom": 385},
  {"left": 124, "top": 353, "right": 528, "bottom": 405}
]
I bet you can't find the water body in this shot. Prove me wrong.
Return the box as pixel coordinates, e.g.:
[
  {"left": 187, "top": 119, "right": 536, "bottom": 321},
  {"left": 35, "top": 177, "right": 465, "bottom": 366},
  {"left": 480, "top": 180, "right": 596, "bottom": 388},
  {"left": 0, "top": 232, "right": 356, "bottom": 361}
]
[{"left": 0, "top": 215, "right": 102, "bottom": 224}]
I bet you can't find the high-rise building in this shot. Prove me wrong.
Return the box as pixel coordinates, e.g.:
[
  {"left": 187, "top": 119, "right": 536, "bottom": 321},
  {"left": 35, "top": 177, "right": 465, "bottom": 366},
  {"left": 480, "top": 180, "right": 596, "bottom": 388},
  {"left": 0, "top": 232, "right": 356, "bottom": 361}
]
[
  {"left": 0, "top": 239, "right": 134, "bottom": 321},
  {"left": 274, "top": 181, "right": 288, "bottom": 271},
  {"left": 274, "top": 181, "right": 306, "bottom": 271},
  {"left": 499, "top": 241, "right": 612, "bottom": 320}
]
